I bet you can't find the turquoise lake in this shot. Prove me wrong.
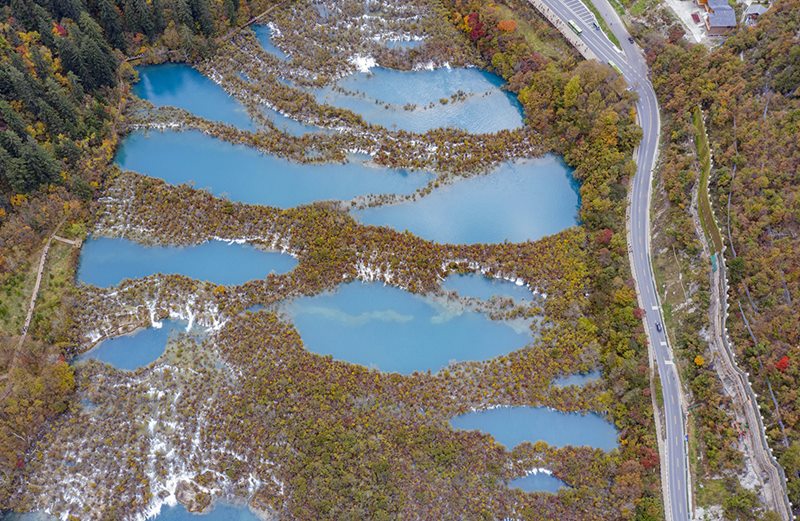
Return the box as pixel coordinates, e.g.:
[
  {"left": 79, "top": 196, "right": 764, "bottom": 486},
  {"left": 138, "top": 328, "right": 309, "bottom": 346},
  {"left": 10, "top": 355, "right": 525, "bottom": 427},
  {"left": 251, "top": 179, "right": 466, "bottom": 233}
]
[
  {"left": 75, "top": 320, "right": 186, "bottom": 371},
  {"left": 261, "top": 105, "right": 324, "bottom": 136},
  {"left": 79, "top": 52, "right": 607, "bottom": 509},
  {"left": 116, "top": 130, "right": 432, "bottom": 207},
  {"left": 153, "top": 503, "right": 259, "bottom": 520},
  {"left": 134, "top": 64, "right": 254, "bottom": 130},
  {"left": 355, "top": 156, "right": 580, "bottom": 244},
  {"left": 509, "top": 471, "right": 567, "bottom": 493},
  {"left": 314, "top": 67, "right": 524, "bottom": 133},
  {"left": 253, "top": 25, "right": 288, "bottom": 60},
  {"left": 77, "top": 237, "right": 296, "bottom": 288},
  {"left": 0, "top": 514, "right": 56, "bottom": 520},
  {"left": 384, "top": 39, "right": 424, "bottom": 49},
  {"left": 552, "top": 370, "right": 602, "bottom": 387},
  {"left": 283, "top": 282, "right": 532, "bottom": 374},
  {"left": 443, "top": 273, "right": 532, "bottom": 302},
  {"left": 450, "top": 406, "right": 618, "bottom": 450},
  {"left": 1, "top": 503, "right": 258, "bottom": 520}
]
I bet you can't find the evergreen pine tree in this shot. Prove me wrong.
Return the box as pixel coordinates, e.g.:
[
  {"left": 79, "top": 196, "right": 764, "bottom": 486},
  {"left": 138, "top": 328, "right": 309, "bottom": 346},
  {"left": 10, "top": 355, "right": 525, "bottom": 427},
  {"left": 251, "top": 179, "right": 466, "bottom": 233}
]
[
  {"left": 0, "top": 146, "right": 23, "bottom": 192},
  {"left": 15, "top": 138, "right": 59, "bottom": 192},
  {"left": 56, "top": 34, "right": 90, "bottom": 89},
  {"left": 172, "top": 0, "right": 194, "bottom": 28},
  {"left": 77, "top": 13, "right": 118, "bottom": 90},
  {"left": 0, "top": 101, "right": 29, "bottom": 137},
  {"left": 78, "top": 35, "right": 115, "bottom": 90},
  {"left": 223, "top": 0, "right": 238, "bottom": 25},
  {"left": 151, "top": 0, "right": 166, "bottom": 34},
  {"left": 95, "top": 0, "right": 125, "bottom": 48},
  {"left": 123, "top": 0, "right": 155, "bottom": 39},
  {"left": 189, "top": 0, "right": 214, "bottom": 36},
  {"left": 48, "top": 0, "right": 87, "bottom": 22}
]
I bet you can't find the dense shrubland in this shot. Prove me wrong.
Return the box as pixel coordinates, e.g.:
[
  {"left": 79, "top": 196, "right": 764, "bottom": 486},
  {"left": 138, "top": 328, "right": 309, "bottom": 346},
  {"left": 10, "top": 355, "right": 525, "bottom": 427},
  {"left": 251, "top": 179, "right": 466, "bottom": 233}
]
[
  {"left": 3, "top": 0, "right": 668, "bottom": 518},
  {"left": 643, "top": 34, "right": 745, "bottom": 485},
  {"left": 641, "top": 0, "right": 799, "bottom": 513},
  {"left": 0, "top": 0, "right": 274, "bottom": 505},
  {"left": 16, "top": 312, "right": 627, "bottom": 520},
  {"left": 444, "top": 1, "right": 662, "bottom": 517}
]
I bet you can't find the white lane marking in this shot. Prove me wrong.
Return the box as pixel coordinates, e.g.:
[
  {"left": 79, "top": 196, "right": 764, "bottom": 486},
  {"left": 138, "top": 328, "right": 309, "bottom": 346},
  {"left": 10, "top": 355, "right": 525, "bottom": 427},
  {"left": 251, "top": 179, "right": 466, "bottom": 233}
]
[{"left": 651, "top": 305, "right": 658, "bottom": 310}]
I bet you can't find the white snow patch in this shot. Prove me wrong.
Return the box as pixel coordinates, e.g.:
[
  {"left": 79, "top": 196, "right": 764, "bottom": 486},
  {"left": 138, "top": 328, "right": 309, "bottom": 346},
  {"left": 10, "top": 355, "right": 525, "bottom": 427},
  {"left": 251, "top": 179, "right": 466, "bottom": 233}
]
[
  {"left": 349, "top": 54, "right": 377, "bottom": 73},
  {"left": 523, "top": 467, "right": 553, "bottom": 476}
]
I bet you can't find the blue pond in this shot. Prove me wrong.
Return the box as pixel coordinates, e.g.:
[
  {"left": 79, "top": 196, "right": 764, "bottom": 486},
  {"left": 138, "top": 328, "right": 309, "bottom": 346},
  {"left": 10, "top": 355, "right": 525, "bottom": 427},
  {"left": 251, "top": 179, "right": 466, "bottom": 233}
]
[
  {"left": 450, "top": 406, "right": 618, "bottom": 450},
  {"left": 314, "top": 67, "right": 523, "bottom": 133},
  {"left": 253, "top": 25, "right": 288, "bottom": 60},
  {"left": 75, "top": 320, "right": 186, "bottom": 371},
  {"left": 77, "top": 237, "right": 296, "bottom": 288},
  {"left": 509, "top": 470, "right": 567, "bottom": 493},
  {"left": 116, "top": 130, "right": 432, "bottom": 207},
  {"left": 154, "top": 503, "right": 260, "bottom": 520},
  {"left": 262, "top": 106, "right": 324, "bottom": 136},
  {"left": 0, "top": 514, "right": 56, "bottom": 521},
  {"left": 355, "top": 156, "right": 580, "bottom": 244},
  {"left": 134, "top": 64, "right": 254, "bottom": 130},
  {"left": 384, "top": 39, "right": 424, "bottom": 49},
  {"left": 1, "top": 504, "right": 259, "bottom": 521},
  {"left": 283, "top": 282, "right": 532, "bottom": 374},
  {"left": 443, "top": 273, "right": 532, "bottom": 302},
  {"left": 552, "top": 370, "right": 602, "bottom": 387}
]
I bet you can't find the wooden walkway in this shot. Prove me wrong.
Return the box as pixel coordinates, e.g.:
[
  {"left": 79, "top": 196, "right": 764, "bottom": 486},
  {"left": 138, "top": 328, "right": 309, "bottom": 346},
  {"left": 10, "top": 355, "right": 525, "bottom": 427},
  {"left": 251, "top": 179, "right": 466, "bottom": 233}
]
[{"left": 16, "top": 222, "right": 81, "bottom": 349}]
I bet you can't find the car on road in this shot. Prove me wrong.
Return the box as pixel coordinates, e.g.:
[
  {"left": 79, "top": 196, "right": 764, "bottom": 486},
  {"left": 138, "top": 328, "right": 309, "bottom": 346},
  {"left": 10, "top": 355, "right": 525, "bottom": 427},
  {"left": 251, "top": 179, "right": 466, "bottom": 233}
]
[
  {"left": 655, "top": 322, "right": 662, "bottom": 332},
  {"left": 627, "top": 36, "right": 634, "bottom": 43},
  {"left": 592, "top": 21, "right": 600, "bottom": 30}
]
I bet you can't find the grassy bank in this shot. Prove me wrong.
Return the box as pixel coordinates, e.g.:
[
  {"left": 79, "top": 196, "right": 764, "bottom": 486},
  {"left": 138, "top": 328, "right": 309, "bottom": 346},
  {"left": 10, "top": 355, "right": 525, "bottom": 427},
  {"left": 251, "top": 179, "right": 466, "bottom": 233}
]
[{"left": 692, "top": 106, "right": 724, "bottom": 254}]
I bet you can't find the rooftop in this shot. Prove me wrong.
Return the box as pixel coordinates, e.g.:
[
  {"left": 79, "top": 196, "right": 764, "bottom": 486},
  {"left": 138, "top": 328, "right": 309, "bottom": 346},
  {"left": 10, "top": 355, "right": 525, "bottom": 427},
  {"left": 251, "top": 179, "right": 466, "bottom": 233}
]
[
  {"left": 706, "top": 0, "right": 737, "bottom": 27},
  {"left": 744, "top": 3, "right": 768, "bottom": 16}
]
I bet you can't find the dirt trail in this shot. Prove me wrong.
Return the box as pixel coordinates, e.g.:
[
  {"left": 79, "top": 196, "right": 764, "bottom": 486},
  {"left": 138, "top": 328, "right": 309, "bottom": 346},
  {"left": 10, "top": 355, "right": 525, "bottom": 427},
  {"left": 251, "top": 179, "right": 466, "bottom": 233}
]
[
  {"left": 706, "top": 260, "right": 791, "bottom": 518},
  {"left": 17, "top": 228, "right": 59, "bottom": 349},
  {"left": 689, "top": 130, "right": 792, "bottom": 517},
  {"left": 15, "top": 220, "right": 82, "bottom": 350}
]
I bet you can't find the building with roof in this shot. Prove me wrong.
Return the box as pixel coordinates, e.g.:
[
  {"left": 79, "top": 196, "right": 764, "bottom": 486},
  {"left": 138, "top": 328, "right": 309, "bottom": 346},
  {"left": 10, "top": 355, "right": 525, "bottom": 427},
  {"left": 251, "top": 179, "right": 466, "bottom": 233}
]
[
  {"left": 743, "top": 3, "right": 768, "bottom": 25},
  {"left": 696, "top": 0, "right": 737, "bottom": 35}
]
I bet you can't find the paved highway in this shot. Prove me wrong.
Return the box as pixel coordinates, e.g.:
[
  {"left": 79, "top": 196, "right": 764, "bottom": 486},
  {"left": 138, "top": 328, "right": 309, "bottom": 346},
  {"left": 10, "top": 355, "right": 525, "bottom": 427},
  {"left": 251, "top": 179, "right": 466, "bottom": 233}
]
[{"left": 530, "top": 1, "right": 690, "bottom": 519}]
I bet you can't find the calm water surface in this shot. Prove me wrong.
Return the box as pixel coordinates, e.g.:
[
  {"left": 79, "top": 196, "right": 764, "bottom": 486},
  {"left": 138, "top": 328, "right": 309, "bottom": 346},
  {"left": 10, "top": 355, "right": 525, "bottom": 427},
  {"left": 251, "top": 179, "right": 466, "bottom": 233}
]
[
  {"left": 384, "top": 39, "right": 424, "bottom": 49},
  {"left": 134, "top": 64, "right": 253, "bottom": 130},
  {"left": 261, "top": 106, "right": 325, "bottom": 136},
  {"left": 25, "top": 22, "right": 616, "bottom": 521},
  {"left": 75, "top": 319, "right": 186, "bottom": 371},
  {"left": 552, "top": 370, "right": 602, "bottom": 387},
  {"left": 1, "top": 514, "right": 56, "bottom": 520},
  {"left": 509, "top": 471, "right": 567, "bottom": 493},
  {"left": 116, "top": 130, "right": 432, "bottom": 207},
  {"left": 283, "top": 282, "right": 532, "bottom": 374},
  {"left": 77, "top": 237, "right": 296, "bottom": 288},
  {"left": 356, "top": 156, "right": 580, "bottom": 244},
  {"left": 2, "top": 504, "right": 258, "bottom": 521},
  {"left": 153, "top": 504, "right": 260, "bottom": 520},
  {"left": 443, "top": 273, "right": 532, "bottom": 302},
  {"left": 253, "top": 25, "right": 288, "bottom": 60},
  {"left": 450, "top": 406, "right": 618, "bottom": 450},
  {"left": 314, "top": 67, "right": 523, "bottom": 133}
]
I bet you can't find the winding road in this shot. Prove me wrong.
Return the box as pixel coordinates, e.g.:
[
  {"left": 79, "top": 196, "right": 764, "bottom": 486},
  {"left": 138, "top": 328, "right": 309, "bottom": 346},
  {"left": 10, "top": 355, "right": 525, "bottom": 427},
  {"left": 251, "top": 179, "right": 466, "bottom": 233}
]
[{"left": 527, "top": 1, "right": 690, "bottom": 519}]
